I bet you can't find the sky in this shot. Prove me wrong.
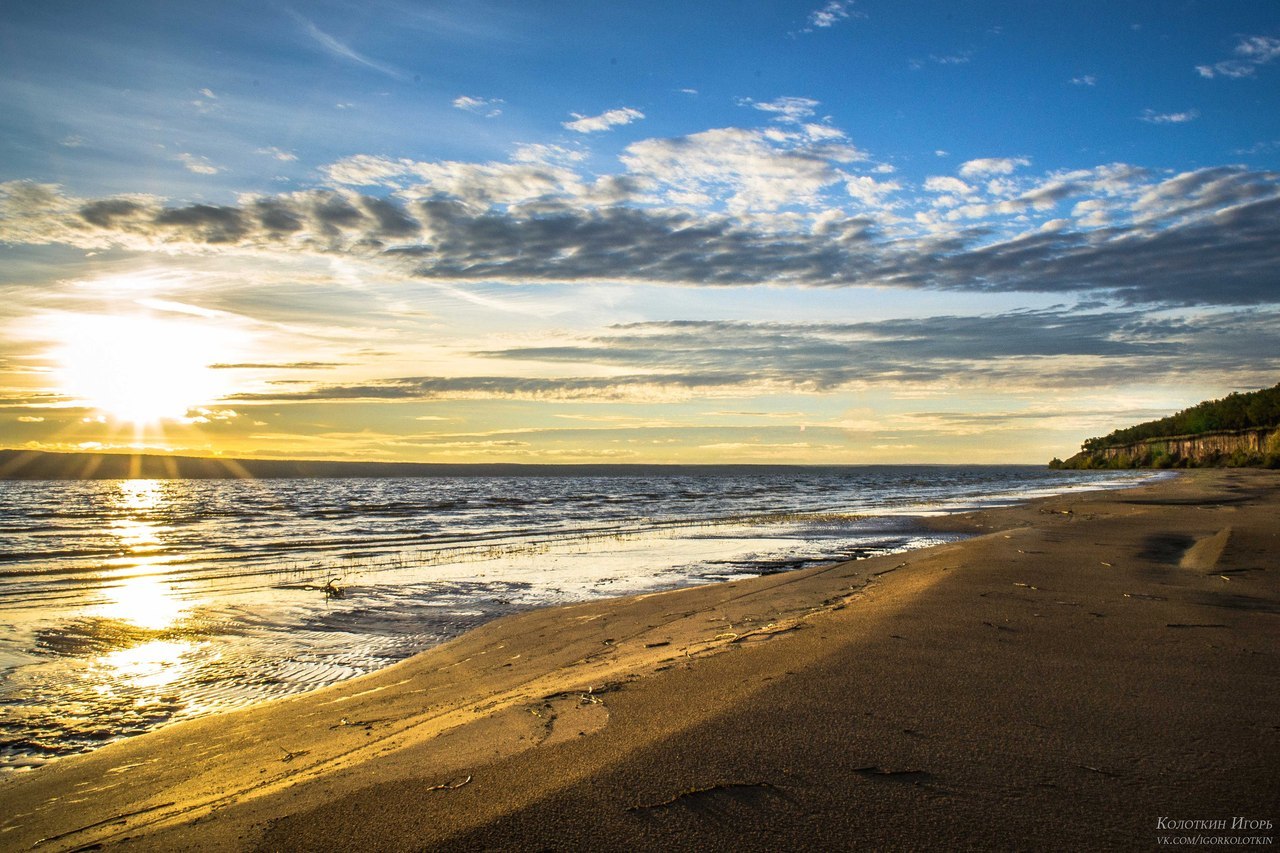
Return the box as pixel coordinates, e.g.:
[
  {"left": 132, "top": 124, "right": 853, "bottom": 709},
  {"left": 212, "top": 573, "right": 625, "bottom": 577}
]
[{"left": 1, "top": 0, "right": 1278, "bottom": 465}]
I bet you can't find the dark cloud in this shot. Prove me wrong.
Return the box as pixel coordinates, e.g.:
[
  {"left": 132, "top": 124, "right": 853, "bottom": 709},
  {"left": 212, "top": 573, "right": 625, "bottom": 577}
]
[
  {"left": 227, "top": 372, "right": 759, "bottom": 402},
  {"left": 223, "top": 308, "right": 1280, "bottom": 404},
  {"left": 361, "top": 196, "right": 420, "bottom": 237},
  {"left": 210, "top": 361, "right": 346, "bottom": 369},
  {"left": 250, "top": 199, "right": 305, "bottom": 235},
  {"left": 4, "top": 164, "right": 1279, "bottom": 305},
  {"left": 152, "top": 204, "right": 249, "bottom": 243},
  {"left": 79, "top": 199, "right": 149, "bottom": 228},
  {"left": 906, "top": 195, "right": 1280, "bottom": 304},
  {"left": 388, "top": 202, "right": 857, "bottom": 285}
]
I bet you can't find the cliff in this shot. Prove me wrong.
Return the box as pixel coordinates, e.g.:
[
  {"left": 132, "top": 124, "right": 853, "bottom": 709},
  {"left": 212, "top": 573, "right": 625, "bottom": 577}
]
[{"left": 1055, "top": 426, "right": 1280, "bottom": 470}]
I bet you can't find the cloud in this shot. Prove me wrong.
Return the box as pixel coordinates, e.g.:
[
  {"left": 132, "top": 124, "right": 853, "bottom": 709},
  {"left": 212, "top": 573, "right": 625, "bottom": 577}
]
[
  {"left": 286, "top": 7, "right": 402, "bottom": 79},
  {"left": 845, "top": 175, "right": 900, "bottom": 205},
  {"left": 909, "top": 52, "right": 973, "bottom": 70},
  {"left": 257, "top": 146, "right": 298, "bottom": 162},
  {"left": 452, "top": 95, "right": 504, "bottom": 117},
  {"left": 1140, "top": 108, "right": 1199, "bottom": 124},
  {"left": 1196, "top": 34, "right": 1280, "bottom": 79},
  {"left": 210, "top": 361, "right": 345, "bottom": 370},
  {"left": 619, "top": 125, "right": 866, "bottom": 212},
  {"left": 1070, "top": 75, "right": 1097, "bottom": 86},
  {"left": 225, "top": 307, "right": 1280, "bottom": 404},
  {"left": 744, "top": 96, "right": 820, "bottom": 123},
  {"left": 563, "top": 107, "right": 644, "bottom": 134},
  {"left": 959, "top": 157, "right": 1030, "bottom": 177},
  {"left": 3, "top": 152, "right": 1278, "bottom": 307},
  {"left": 923, "top": 176, "right": 974, "bottom": 195},
  {"left": 322, "top": 154, "right": 592, "bottom": 211},
  {"left": 510, "top": 143, "right": 587, "bottom": 165},
  {"left": 177, "top": 153, "right": 220, "bottom": 175},
  {"left": 805, "top": 1, "right": 862, "bottom": 30}
]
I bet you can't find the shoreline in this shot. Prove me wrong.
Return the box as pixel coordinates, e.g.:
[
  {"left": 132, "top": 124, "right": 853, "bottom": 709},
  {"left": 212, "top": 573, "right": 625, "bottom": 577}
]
[
  {"left": 2, "top": 470, "right": 1277, "bottom": 849},
  {"left": 0, "top": 466, "right": 1151, "bottom": 775}
]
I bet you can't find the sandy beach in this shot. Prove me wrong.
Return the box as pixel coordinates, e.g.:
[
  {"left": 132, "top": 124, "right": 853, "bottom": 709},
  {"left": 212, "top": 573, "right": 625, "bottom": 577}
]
[{"left": 2, "top": 469, "right": 1277, "bottom": 851}]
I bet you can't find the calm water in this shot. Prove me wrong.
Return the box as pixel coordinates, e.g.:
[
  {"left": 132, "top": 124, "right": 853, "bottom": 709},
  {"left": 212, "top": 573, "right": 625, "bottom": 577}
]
[{"left": 0, "top": 466, "right": 1154, "bottom": 771}]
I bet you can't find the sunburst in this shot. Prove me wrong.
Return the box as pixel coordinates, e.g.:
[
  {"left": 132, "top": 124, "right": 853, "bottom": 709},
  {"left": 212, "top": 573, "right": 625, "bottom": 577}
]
[{"left": 52, "top": 312, "right": 240, "bottom": 425}]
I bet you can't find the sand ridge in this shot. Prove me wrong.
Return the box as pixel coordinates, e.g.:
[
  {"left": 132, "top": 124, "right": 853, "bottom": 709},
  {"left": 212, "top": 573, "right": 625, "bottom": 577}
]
[{"left": 2, "top": 470, "right": 1277, "bottom": 850}]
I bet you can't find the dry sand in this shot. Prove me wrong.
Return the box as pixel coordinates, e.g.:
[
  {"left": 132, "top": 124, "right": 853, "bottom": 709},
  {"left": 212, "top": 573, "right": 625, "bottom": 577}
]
[{"left": 2, "top": 470, "right": 1277, "bottom": 851}]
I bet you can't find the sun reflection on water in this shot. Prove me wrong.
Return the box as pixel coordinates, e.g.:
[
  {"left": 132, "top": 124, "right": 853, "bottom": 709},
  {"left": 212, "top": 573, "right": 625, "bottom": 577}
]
[
  {"left": 111, "top": 518, "right": 162, "bottom": 552},
  {"left": 99, "top": 480, "right": 192, "bottom": 631},
  {"left": 117, "top": 478, "right": 165, "bottom": 512},
  {"left": 98, "top": 572, "right": 186, "bottom": 631},
  {"left": 83, "top": 481, "right": 205, "bottom": 711},
  {"left": 95, "top": 639, "right": 192, "bottom": 693}
]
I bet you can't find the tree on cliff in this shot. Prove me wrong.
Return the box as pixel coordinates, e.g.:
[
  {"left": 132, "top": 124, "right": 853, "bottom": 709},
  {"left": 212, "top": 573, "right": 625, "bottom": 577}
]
[{"left": 1081, "top": 382, "right": 1280, "bottom": 452}]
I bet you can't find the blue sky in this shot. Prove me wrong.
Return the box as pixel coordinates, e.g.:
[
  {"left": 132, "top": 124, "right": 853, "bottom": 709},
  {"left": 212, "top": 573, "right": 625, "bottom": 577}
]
[{"left": 2, "top": 1, "right": 1278, "bottom": 463}]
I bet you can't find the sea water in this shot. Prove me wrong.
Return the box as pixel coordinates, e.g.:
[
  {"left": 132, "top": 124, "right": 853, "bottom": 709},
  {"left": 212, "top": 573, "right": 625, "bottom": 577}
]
[{"left": 0, "top": 465, "right": 1154, "bottom": 771}]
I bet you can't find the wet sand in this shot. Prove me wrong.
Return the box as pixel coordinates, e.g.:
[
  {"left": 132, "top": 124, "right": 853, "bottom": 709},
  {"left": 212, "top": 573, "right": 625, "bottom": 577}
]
[{"left": 2, "top": 470, "right": 1277, "bottom": 850}]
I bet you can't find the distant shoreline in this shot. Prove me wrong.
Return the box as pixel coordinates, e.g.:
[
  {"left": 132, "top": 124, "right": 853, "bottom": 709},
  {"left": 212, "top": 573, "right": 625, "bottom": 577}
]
[{"left": 0, "top": 449, "right": 1049, "bottom": 480}]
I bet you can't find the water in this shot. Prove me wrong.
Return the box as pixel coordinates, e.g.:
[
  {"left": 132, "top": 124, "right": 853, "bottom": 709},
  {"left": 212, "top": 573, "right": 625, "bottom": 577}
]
[{"left": 0, "top": 465, "right": 1154, "bottom": 772}]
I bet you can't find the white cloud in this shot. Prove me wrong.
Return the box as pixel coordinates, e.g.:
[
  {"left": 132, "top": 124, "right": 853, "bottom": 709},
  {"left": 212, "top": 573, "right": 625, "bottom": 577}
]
[
  {"left": 958, "top": 157, "right": 1030, "bottom": 177},
  {"left": 452, "top": 95, "right": 503, "bottom": 117},
  {"left": 1070, "top": 75, "right": 1097, "bottom": 86},
  {"left": 806, "top": 1, "right": 861, "bottom": 30},
  {"left": 845, "top": 175, "right": 900, "bottom": 206},
  {"left": 1139, "top": 108, "right": 1199, "bottom": 124},
  {"left": 323, "top": 154, "right": 411, "bottom": 186},
  {"left": 177, "top": 153, "right": 219, "bottom": 175},
  {"left": 323, "top": 154, "right": 590, "bottom": 209},
  {"left": 563, "top": 107, "right": 645, "bottom": 134},
  {"left": 257, "top": 146, "right": 298, "bottom": 162},
  {"left": 985, "top": 177, "right": 1018, "bottom": 196},
  {"left": 199, "top": 88, "right": 217, "bottom": 99},
  {"left": 1072, "top": 198, "right": 1110, "bottom": 227},
  {"left": 510, "top": 143, "right": 587, "bottom": 165},
  {"left": 923, "top": 176, "right": 974, "bottom": 195},
  {"left": 287, "top": 8, "right": 402, "bottom": 79},
  {"left": 911, "top": 52, "right": 972, "bottom": 69},
  {"left": 620, "top": 125, "right": 866, "bottom": 213},
  {"left": 1196, "top": 35, "right": 1280, "bottom": 79},
  {"left": 745, "top": 96, "right": 820, "bottom": 123}
]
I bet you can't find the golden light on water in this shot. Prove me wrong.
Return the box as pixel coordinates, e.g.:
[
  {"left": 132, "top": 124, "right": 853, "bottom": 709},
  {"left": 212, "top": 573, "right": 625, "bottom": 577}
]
[
  {"left": 99, "top": 480, "right": 188, "bottom": 631},
  {"left": 118, "top": 478, "right": 166, "bottom": 510},
  {"left": 96, "top": 639, "right": 191, "bottom": 692},
  {"left": 99, "top": 572, "right": 186, "bottom": 631},
  {"left": 111, "top": 519, "right": 162, "bottom": 551},
  {"left": 51, "top": 312, "right": 240, "bottom": 425}
]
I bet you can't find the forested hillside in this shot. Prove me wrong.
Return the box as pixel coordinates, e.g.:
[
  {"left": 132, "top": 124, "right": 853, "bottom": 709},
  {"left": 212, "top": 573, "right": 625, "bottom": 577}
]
[
  {"left": 1081, "top": 383, "right": 1280, "bottom": 451},
  {"left": 1054, "top": 383, "right": 1280, "bottom": 469}
]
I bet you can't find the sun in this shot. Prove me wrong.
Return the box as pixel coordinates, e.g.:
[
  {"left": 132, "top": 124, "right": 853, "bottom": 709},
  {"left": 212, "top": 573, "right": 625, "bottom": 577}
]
[{"left": 53, "top": 313, "right": 238, "bottom": 424}]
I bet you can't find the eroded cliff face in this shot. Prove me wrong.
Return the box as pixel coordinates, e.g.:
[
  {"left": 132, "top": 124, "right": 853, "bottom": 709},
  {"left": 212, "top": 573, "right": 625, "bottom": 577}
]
[{"left": 1058, "top": 427, "right": 1279, "bottom": 469}]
